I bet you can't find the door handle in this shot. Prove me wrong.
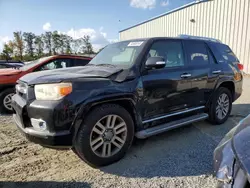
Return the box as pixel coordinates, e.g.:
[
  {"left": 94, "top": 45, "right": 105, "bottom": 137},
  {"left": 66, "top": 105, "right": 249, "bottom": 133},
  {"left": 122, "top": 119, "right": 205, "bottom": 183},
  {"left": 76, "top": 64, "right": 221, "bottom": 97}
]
[
  {"left": 212, "top": 70, "right": 221, "bottom": 74},
  {"left": 180, "top": 73, "right": 192, "bottom": 78}
]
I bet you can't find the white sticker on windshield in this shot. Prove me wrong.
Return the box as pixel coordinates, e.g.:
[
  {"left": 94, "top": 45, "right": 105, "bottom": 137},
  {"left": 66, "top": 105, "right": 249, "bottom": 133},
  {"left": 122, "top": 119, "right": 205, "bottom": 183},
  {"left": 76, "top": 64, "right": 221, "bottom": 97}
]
[{"left": 128, "top": 41, "right": 144, "bottom": 47}]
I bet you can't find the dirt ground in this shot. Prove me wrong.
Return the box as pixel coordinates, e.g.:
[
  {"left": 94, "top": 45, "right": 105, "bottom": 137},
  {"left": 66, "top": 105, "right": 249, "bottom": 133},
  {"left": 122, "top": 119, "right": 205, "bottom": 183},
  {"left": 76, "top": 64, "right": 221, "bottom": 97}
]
[{"left": 1, "top": 78, "right": 250, "bottom": 188}]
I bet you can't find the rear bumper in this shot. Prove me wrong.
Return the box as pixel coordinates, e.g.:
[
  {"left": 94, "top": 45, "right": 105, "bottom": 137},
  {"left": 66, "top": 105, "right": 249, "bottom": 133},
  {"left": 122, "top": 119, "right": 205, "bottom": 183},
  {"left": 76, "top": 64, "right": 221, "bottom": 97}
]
[{"left": 234, "top": 80, "right": 243, "bottom": 102}]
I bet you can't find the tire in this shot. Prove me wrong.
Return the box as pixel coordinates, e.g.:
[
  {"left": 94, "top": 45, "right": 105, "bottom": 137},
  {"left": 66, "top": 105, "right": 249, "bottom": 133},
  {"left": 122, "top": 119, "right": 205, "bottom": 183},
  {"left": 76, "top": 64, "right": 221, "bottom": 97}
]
[
  {"left": 0, "top": 88, "right": 15, "bottom": 114},
  {"left": 208, "top": 87, "right": 232, "bottom": 125},
  {"left": 74, "top": 104, "right": 134, "bottom": 168}
]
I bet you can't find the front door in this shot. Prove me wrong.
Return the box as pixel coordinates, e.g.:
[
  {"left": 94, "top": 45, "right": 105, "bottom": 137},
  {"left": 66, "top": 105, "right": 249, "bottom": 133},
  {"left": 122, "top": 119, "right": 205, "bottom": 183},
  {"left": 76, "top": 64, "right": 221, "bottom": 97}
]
[{"left": 141, "top": 39, "right": 194, "bottom": 121}]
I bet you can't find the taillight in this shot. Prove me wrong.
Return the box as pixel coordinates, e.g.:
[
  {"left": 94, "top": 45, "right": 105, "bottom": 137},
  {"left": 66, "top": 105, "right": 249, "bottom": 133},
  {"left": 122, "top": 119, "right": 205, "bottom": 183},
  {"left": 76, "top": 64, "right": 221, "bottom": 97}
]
[{"left": 237, "top": 63, "right": 244, "bottom": 71}]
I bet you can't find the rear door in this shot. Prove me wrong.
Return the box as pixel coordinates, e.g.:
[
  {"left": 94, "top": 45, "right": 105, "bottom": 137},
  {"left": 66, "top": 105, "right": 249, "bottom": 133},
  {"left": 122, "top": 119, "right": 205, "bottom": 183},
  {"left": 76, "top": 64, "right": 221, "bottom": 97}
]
[{"left": 183, "top": 40, "right": 213, "bottom": 106}]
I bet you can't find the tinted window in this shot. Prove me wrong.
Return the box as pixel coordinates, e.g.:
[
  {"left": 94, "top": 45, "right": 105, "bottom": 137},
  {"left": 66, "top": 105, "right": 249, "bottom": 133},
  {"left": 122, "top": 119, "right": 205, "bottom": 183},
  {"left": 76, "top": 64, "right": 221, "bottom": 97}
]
[
  {"left": 36, "top": 58, "right": 72, "bottom": 71},
  {"left": 148, "top": 40, "right": 185, "bottom": 68},
  {"left": 0, "top": 65, "right": 8, "bottom": 68},
  {"left": 185, "top": 41, "right": 209, "bottom": 65},
  {"left": 74, "top": 59, "right": 90, "bottom": 66},
  {"left": 208, "top": 49, "right": 217, "bottom": 64},
  {"left": 215, "top": 43, "right": 238, "bottom": 62}
]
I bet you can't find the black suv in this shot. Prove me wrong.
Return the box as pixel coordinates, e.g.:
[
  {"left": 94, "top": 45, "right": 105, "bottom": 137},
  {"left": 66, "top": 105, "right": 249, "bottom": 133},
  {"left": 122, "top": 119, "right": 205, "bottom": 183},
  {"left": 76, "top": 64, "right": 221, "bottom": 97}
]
[{"left": 12, "top": 36, "right": 243, "bottom": 167}]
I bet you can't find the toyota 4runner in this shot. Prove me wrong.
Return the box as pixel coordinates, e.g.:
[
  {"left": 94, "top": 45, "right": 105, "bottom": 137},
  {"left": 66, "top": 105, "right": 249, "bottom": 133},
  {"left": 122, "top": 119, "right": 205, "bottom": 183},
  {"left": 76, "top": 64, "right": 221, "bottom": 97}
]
[{"left": 12, "top": 36, "right": 243, "bottom": 167}]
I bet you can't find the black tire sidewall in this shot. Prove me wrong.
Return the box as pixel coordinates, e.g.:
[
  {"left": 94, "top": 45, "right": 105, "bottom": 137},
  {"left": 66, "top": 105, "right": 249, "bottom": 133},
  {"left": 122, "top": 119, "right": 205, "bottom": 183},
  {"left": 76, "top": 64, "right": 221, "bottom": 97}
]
[
  {"left": 209, "top": 87, "right": 232, "bottom": 125},
  {"left": 74, "top": 104, "right": 134, "bottom": 167},
  {"left": 0, "top": 88, "right": 15, "bottom": 114}
]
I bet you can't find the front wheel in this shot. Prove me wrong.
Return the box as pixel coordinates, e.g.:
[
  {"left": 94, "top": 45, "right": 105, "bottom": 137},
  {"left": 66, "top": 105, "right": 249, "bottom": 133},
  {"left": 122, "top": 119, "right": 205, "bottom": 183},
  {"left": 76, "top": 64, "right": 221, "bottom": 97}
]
[
  {"left": 208, "top": 87, "right": 232, "bottom": 125},
  {"left": 74, "top": 104, "right": 134, "bottom": 167},
  {"left": 0, "top": 88, "right": 15, "bottom": 114}
]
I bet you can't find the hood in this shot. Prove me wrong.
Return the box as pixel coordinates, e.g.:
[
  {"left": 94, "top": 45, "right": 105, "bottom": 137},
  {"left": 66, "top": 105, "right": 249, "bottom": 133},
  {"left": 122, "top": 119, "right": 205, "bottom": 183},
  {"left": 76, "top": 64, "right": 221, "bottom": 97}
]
[
  {"left": 19, "top": 65, "right": 123, "bottom": 85},
  {"left": 0, "top": 68, "right": 22, "bottom": 76},
  {"left": 231, "top": 113, "right": 250, "bottom": 181}
]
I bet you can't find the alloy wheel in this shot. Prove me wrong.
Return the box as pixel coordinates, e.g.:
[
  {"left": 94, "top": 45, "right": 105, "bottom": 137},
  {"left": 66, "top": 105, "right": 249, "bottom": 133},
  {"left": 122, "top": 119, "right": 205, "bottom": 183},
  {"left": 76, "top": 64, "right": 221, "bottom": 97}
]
[
  {"left": 90, "top": 115, "right": 127, "bottom": 158},
  {"left": 3, "top": 93, "right": 14, "bottom": 111},
  {"left": 216, "top": 93, "right": 230, "bottom": 120}
]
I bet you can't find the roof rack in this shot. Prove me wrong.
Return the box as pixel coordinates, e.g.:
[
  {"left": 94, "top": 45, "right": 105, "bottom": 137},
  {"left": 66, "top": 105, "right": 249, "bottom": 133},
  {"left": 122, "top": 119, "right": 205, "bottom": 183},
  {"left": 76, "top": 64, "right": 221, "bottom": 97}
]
[{"left": 178, "top": 34, "right": 222, "bottom": 43}]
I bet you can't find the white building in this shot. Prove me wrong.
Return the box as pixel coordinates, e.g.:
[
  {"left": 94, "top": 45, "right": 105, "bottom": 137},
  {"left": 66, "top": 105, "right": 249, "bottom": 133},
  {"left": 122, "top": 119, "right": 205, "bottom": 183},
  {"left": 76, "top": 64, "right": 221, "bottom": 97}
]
[{"left": 119, "top": 0, "right": 250, "bottom": 73}]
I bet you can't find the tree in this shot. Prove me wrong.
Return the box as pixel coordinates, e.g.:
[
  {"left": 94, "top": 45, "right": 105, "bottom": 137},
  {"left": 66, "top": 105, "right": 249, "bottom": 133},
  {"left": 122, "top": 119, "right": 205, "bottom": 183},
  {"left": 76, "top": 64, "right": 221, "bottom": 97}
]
[
  {"left": 43, "top": 32, "right": 52, "bottom": 55},
  {"left": 82, "top": 35, "right": 94, "bottom": 54},
  {"left": 0, "top": 30, "right": 95, "bottom": 60},
  {"left": 23, "top": 32, "right": 36, "bottom": 57},
  {"left": 52, "top": 31, "right": 61, "bottom": 54},
  {"left": 13, "top": 31, "right": 25, "bottom": 60},
  {"left": 34, "top": 35, "right": 44, "bottom": 57},
  {"left": 61, "top": 34, "right": 72, "bottom": 54},
  {"left": 0, "top": 42, "right": 14, "bottom": 60},
  {"left": 71, "top": 38, "right": 84, "bottom": 54}
]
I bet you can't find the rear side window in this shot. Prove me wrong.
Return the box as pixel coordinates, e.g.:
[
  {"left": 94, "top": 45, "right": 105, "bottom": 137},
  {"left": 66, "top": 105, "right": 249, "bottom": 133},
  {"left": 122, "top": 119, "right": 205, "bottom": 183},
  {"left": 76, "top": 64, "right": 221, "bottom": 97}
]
[
  {"left": 184, "top": 41, "right": 209, "bottom": 65},
  {"left": 74, "top": 59, "right": 90, "bottom": 66},
  {"left": 215, "top": 43, "right": 239, "bottom": 62}
]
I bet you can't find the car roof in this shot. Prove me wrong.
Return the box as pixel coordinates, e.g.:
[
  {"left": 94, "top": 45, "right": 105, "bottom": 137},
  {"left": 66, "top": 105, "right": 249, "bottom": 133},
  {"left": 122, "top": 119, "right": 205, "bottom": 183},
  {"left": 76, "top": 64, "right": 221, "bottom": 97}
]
[{"left": 121, "top": 37, "right": 223, "bottom": 45}]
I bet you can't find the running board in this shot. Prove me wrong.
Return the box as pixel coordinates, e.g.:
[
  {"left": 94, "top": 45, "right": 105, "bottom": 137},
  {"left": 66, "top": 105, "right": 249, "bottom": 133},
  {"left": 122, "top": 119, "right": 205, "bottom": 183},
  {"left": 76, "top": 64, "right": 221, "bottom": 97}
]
[{"left": 135, "top": 113, "right": 209, "bottom": 139}]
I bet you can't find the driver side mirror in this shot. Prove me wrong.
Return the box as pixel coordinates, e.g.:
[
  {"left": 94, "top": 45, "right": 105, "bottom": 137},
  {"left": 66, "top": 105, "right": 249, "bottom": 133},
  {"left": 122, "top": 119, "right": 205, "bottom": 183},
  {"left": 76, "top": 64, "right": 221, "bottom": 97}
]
[{"left": 145, "top": 56, "right": 166, "bottom": 70}]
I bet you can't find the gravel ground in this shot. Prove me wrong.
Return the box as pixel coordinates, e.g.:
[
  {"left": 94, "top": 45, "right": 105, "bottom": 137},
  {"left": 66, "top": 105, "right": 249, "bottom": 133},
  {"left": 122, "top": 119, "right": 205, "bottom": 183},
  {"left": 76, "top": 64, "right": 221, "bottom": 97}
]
[{"left": 1, "top": 78, "right": 250, "bottom": 188}]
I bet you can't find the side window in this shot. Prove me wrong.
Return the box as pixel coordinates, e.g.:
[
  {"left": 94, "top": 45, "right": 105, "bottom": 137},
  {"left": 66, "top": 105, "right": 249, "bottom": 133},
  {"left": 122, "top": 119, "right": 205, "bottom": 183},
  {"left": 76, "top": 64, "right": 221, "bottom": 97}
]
[
  {"left": 148, "top": 40, "right": 185, "bottom": 68},
  {"left": 215, "top": 43, "right": 239, "bottom": 63},
  {"left": 74, "top": 59, "right": 90, "bottom": 66},
  {"left": 185, "top": 41, "right": 209, "bottom": 65},
  {"left": 36, "top": 58, "right": 72, "bottom": 71}
]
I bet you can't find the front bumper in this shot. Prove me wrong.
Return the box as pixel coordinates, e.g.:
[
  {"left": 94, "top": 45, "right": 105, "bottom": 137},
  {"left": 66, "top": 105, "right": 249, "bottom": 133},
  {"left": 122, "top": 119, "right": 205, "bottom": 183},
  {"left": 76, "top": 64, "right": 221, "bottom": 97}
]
[
  {"left": 13, "top": 114, "right": 72, "bottom": 148},
  {"left": 12, "top": 94, "right": 73, "bottom": 148}
]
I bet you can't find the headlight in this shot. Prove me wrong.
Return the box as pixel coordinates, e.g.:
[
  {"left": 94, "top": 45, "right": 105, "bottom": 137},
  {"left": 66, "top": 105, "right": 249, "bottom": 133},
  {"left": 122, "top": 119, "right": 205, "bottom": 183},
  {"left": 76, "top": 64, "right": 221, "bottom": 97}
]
[{"left": 34, "top": 83, "right": 72, "bottom": 100}]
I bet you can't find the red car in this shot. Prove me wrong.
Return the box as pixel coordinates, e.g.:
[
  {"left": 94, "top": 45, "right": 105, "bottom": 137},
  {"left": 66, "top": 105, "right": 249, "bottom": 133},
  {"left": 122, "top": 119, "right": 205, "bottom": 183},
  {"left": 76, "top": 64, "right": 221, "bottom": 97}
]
[{"left": 0, "top": 55, "right": 92, "bottom": 113}]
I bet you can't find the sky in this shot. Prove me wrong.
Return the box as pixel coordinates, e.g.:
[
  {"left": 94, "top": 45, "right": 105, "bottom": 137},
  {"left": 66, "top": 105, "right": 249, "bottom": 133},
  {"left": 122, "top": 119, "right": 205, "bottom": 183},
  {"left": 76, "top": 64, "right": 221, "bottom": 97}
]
[{"left": 0, "top": 0, "right": 193, "bottom": 51}]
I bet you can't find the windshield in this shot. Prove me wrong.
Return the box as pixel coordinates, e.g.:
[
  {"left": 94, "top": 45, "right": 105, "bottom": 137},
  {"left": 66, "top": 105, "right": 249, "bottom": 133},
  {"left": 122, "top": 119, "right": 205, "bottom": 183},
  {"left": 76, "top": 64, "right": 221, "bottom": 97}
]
[
  {"left": 20, "top": 56, "right": 53, "bottom": 71},
  {"left": 90, "top": 40, "right": 146, "bottom": 68}
]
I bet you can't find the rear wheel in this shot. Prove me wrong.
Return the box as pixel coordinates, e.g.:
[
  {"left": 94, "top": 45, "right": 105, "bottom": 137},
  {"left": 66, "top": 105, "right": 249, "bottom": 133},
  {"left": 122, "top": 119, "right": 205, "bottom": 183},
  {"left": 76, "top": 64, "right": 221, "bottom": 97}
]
[
  {"left": 208, "top": 87, "right": 232, "bottom": 124},
  {"left": 74, "top": 104, "right": 134, "bottom": 167},
  {"left": 0, "top": 88, "right": 15, "bottom": 114}
]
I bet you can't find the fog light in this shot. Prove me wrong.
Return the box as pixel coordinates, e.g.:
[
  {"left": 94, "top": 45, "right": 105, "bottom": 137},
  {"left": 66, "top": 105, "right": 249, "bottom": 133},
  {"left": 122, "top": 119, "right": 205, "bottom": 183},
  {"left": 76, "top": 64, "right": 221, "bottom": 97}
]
[{"left": 30, "top": 118, "right": 47, "bottom": 131}]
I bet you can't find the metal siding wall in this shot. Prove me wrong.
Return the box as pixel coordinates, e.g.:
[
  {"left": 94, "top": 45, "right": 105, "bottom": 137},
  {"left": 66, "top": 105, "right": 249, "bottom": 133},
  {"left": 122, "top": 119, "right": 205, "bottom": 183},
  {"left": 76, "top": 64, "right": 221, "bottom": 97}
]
[{"left": 120, "top": 0, "right": 250, "bottom": 73}]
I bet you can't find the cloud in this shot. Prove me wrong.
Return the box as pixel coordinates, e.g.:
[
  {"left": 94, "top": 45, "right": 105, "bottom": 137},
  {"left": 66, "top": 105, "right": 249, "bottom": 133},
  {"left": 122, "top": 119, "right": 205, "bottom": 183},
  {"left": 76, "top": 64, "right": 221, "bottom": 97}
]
[
  {"left": 0, "top": 36, "right": 10, "bottom": 51},
  {"left": 43, "top": 22, "right": 51, "bottom": 31},
  {"left": 161, "top": 0, "right": 170, "bottom": 7},
  {"left": 65, "top": 27, "right": 117, "bottom": 51},
  {"left": 130, "top": 0, "right": 156, "bottom": 9}
]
